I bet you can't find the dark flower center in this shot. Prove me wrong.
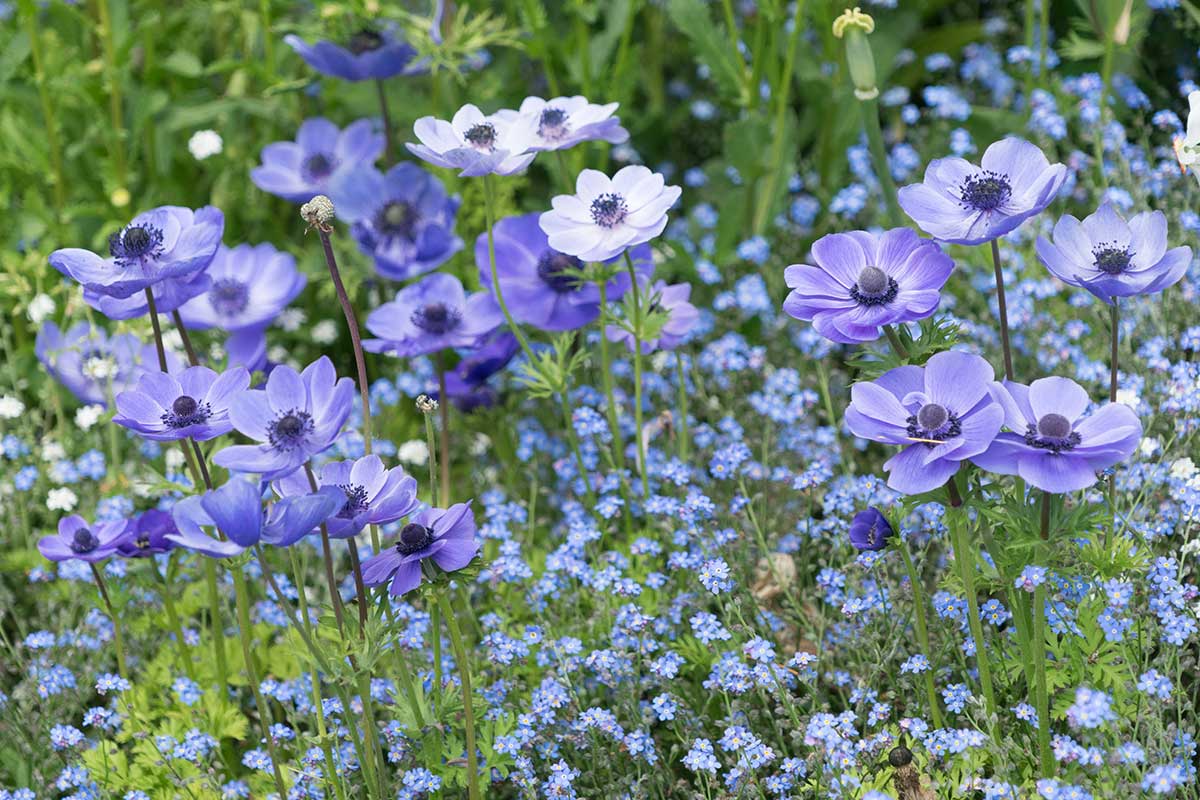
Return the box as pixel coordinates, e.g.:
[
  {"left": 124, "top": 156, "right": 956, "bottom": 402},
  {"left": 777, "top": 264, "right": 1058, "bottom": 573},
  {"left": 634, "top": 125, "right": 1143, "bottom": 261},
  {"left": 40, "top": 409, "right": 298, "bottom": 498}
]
[
  {"left": 1092, "top": 242, "right": 1133, "bottom": 275},
  {"left": 538, "top": 107, "right": 570, "bottom": 140},
  {"left": 302, "top": 152, "right": 338, "bottom": 182},
  {"left": 71, "top": 527, "right": 100, "bottom": 554},
  {"left": 163, "top": 394, "right": 212, "bottom": 429},
  {"left": 109, "top": 224, "right": 165, "bottom": 266},
  {"left": 536, "top": 250, "right": 584, "bottom": 293},
  {"left": 1024, "top": 413, "right": 1081, "bottom": 453},
  {"left": 906, "top": 402, "right": 961, "bottom": 448},
  {"left": 849, "top": 265, "right": 899, "bottom": 306},
  {"left": 267, "top": 409, "right": 314, "bottom": 451},
  {"left": 463, "top": 122, "right": 497, "bottom": 151},
  {"left": 338, "top": 484, "right": 370, "bottom": 519},
  {"left": 590, "top": 193, "right": 628, "bottom": 229},
  {"left": 135, "top": 535, "right": 151, "bottom": 550},
  {"left": 348, "top": 29, "right": 384, "bottom": 54},
  {"left": 209, "top": 278, "right": 250, "bottom": 316},
  {"left": 864, "top": 521, "right": 883, "bottom": 548},
  {"left": 411, "top": 303, "right": 461, "bottom": 335},
  {"left": 396, "top": 522, "right": 434, "bottom": 555},
  {"left": 959, "top": 171, "right": 1012, "bottom": 211},
  {"left": 375, "top": 201, "right": 416, "bottom": 238}
]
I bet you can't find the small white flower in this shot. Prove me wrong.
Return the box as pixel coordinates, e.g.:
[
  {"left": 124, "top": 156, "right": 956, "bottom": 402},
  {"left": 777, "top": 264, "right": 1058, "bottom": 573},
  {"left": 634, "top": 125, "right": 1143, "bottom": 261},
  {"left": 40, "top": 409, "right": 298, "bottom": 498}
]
[
  {"left": 0, "top": 395, "right": 24, "bottom": 419},
  {"left": 277, "top": 308, "right": 306, "bottom": 332},
  {"left": 397, "top": 440, "right": 429, "bottom": 465},
  {"left": 41, "top": 441, "right": 66, "bottom": 462},
  {"left": 46, "top": 487, "right": 78, "bottom": 512},
  {"left": 188, "top": 129, "right": 223, "bottom": 161},
  {"left": 471, "top": 434, "right": 491, "bottom": 456},
  {"left": 83, "top": 356, "right": 117, "bottom": 381},
  {"left": 165, "top": 448, "right": 186, "bottom": 471},
  {"left": 27, "top": 293, "right": 55, "bottom": 324},
  {"left": 1139, "top": 437, "right": 1160, "bottom": 457},
  {"left": 1171, "top": 457, "right": 1198, "bottom": 481},
  {"left": 1115, "top": 388, "right": 1139, "bottom": 408},
  {"left": 1174, "top": 91, "right": 1200, "bottom": 184},
  {"left": 268, "top": 345, "right": 290, "bottom": 364},
  {"left": 74, "top": 404, "right": 105, "bottom": 430},
  {"left": 312, "top": 319, "right": 339, "bottom": 344}
]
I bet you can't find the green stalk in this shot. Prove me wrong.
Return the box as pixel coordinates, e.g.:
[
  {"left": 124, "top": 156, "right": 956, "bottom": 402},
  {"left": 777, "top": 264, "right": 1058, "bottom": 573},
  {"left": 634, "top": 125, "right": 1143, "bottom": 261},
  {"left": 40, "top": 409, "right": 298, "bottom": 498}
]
[
  {"left": 882, "top": 324, "right": 909, "bottom": 360},
  {"left": 91, "top": 563, "right": 128, "bottom": 680},
  {"left": 231, "top": 565, "right": 289, "bottom": 797},
  {"left": 752, "top": 0, "right": 808, "bottom": 235},
  {"left": 482, "top": 176, "right": 536, "bottom": 362},
  {"left": 623, "top": 252, "right": 650, "bottom": 499},
  {"left": 675, "top": 355, "right": 690, "bottom": 461},
  {"left": 988, "top": 239, "right": 1015, "bottom": 382},
  {"left": 18, "top": 0, "right": 66, "bottom": 218},
  {"left": 896, "top": 542, "right": 944, "bottom": 728},
  {"left": 561, "top": 390, "right": 596, "bottom": 500},
  {"left": 439, "top": 594, "right": 482, "bottom": 800},
  {"left": 1107, "top": 299, "right": 1119, "bottom": 548},
  {"left": 203, "top": 561, "right": 229, "bottom": 688},
  {"left": 156, "top": 561, "right": 197, "bottom": 682},
  {"left": 96, "top": 0, "right": 127, "bottom": 189},
  {"left": 423, "top": 406, "right": 440, "bottom": 508},
  {"left": 861, "top": 97, "right": 902, "bottom": 226},
  {"left": 1033, "top": 493, "right": 1054, "bottom": 775},
  {"left": 945, "top": 482, "right": 997, "bottom": 718},
  {"left": 596, "top": 278, "right": 625, "bottom": 466}
]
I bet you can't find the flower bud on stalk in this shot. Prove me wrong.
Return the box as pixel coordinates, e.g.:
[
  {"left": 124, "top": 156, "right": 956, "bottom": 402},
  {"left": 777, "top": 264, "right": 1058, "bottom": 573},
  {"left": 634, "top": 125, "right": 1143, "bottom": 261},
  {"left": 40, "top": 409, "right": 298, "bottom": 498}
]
[{"left": 833, "top": 8, "right": 878, "bottom": 101}]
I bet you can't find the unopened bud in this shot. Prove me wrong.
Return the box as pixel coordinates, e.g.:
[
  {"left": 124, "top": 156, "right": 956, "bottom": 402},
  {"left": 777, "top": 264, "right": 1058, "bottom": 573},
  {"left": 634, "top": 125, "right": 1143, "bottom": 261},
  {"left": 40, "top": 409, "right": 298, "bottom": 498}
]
[
  {"left": 416, "top": 394, "right": 439, "bottom": 415},
  {"left": 300, "top": 195, "right": 336, "bottom": 230},
  {"left": 833, "top": 8, "right": 878, "bottom": 100}
]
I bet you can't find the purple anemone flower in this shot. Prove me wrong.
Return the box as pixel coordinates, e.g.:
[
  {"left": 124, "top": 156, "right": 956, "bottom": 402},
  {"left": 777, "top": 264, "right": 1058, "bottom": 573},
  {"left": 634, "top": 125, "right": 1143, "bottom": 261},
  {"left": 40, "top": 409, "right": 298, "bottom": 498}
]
[
  {"left": 38, "top": 515, "right": 128, "bottom": 563},
  {"left": 407, "top": 104, "right": 537, "bottom": 177},
  {"left": 844, "top": 350, "right": 1005, "bottom": 494},
  {"left": 36, "top": 322, "right": 181, "bottom": 407},
  {"left": 360, "top": 501, "right": 480, "bottom": 596},
  {"left": 284, "top": 28, "right": 418, "bottom": 82},
  {"left": 168, "top": 477, "right": 344, "bottom": 557},
  {"left": 113, "top": 365, "right": 250, "bottom": 442},
  {"left": 495, "top": 95, "right": 629, "bottom": 151},
  {"left": 363, "top": 273, "right": 502, "bottom": 358},
  {"left": 225, "top": 328, "right": 269, "bottom": 373},
  {"left": 848, "top": 508, "right": 893, "bottom": 551},
  {"left": 783, "top": 228, "right": 953, "bottom": 344},
  {"left": 274, "top": 455, "right": 419, "bottom": 540},
  {"left": 83, "top": 271, "right": 211, "bottom": 321},
  {"left": 333, "top": 163, "right": 463, "bottom": 281},
  {"left": 606, "top": 280, "right": 699, "bottom": 354},
  {"left": 439, "top": 331, "right": 521, "bottom": 412},
  {"left": 898, "top": 138, "right": 1066, "bottom": 245},
  {"left": 49, "top": 206, "right": 225, "bottom": 300},
  {"left": 1036, "top": 203, "right": 1192, "bottom": 305},
  {"left": 115, "top": 510, "right": 179, "bottom": 557},
  {"left": 178, "top": 243, "right": 308, "bottom": 332},
  {"left": 475, "top": 212, "right": 654, "bottom": 331},
  {"left": 972, "top": 377, "right": 1142, "bottom": 493},
  {"left": 213, "top": 356, "right": 355, "bottom": 480},
  {"left": 251, "top": 118, "right": 385, "bottom": 204},
  {"left": 539, "top": 166, "right": 682, "bottom": 262}
]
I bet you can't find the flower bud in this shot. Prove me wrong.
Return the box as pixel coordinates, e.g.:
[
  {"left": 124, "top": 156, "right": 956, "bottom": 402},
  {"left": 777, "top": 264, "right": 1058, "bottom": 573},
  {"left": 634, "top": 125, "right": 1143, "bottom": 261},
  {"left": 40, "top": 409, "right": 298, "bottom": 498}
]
[
  {"left": 300, "top": 195, "right": 336, "bottom": 229},
  {"left": 833, "top": 8, "right": 879, "bottom": 101}
]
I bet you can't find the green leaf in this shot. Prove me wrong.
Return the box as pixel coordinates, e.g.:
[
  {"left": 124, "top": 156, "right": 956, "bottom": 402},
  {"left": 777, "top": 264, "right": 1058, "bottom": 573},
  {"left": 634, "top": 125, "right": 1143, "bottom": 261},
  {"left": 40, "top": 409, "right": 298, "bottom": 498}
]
[
  {"left": 162, "top": 49, "right": 204, "bottom": 78},
  {"left": 664, "top": 0, "right": 746, "bottom": 103}
]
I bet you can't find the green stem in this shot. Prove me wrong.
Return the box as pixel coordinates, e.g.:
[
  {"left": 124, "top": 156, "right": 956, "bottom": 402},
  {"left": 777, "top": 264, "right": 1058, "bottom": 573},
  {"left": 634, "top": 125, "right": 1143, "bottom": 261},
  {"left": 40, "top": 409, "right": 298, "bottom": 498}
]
[
  {"left": 623, "top": 252, "right": 650, "bottom": 499},
  {"left": 560, "top": 390, "right": 596, "bottom": 500},
  {"left": 1038, "top": 0, "right": 1050, "bottom": 94},
  {"left": 423, "top": 406, "right": 439, "bottom": 508},
  {"left": 157, "top": 561, "right": 196, "bottom": 682},
  {"left": 96, "top": 0, "right": 127, "bottom": 188},
  {"left": 896, "top": 541, "right": 944, "bottom": 728},
  {"left": 482, "top": 176, "right": 536, "bottom": 363},
  {"left": 882, "top": 324, "right": 909, "bottom": 360},
  {"left": 860, "top": 96, "right": 902, "bottom": 226},
  {"left": 1107, "top": 299, "right": 1119, "bottom": 548},
  {"left": 203, "top": 560, "right": 229, "bottom": 688},
  {"left": 989, "top": 239, "right": 1015, "bottom": 382},
  {"left": 1033, "top": 492, "right": 1054, "bottom": 776},
  {"left": 91, "top": 563, "right": 128, "bottom": 681},
  {"left": 231, "top": 565, "right": 289, "bottom": 797},
  {"left": 1094, "top": 36, "right": 1115, "bottom": 185},
  {"left": 439, "top": 594, "right": 482, "bottom": 800},
  {"left": 596, "top": 278, "right": 624, "bottom": 466},
  {"left": 946, "top": 482, "right": 997, "bottom": 718},
  {"left": 675, "top": 355, "right": 690, "bottom": 461},
  {"left": 18, "top": 0, "right": 66, "bottom": 218},
  {"left": 751, "top": 0, "right": 807, "bottom": 235},
  {"left": 376, "top": 80, "right": 394, "bottom": 164}
]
